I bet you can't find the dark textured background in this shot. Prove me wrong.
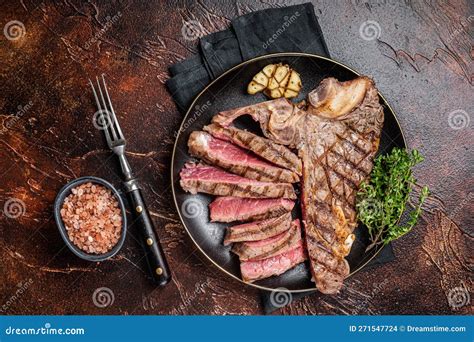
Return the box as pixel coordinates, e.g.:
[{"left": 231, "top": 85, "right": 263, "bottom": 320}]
[{"left": 0, "top": 0, "right": 472, "bottom": 315}]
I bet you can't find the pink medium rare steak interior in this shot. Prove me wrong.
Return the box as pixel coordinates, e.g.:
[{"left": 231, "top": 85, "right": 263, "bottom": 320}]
[
  {"left": 209, "top": 197, "right": 294, "bottom": 222},
  {"left": 188, "top": 131, "right": 298, "bottom": 183},
  {"left": 180, "top": 163, "right": 296, "bottom": 199},
  {"left": 240, "top": 242, "right": 306, "bottom": 283}
]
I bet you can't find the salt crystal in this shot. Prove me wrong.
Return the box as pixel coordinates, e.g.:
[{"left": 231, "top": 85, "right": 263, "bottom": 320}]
[{"left": 60, "top": 182, "right": 122, "bottom": 255}]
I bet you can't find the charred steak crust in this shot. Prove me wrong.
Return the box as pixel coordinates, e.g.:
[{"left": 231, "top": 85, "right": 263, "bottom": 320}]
[
  {"left": 240, "top": 242, "right": 306, "bottom": 283},
  {"left": 188, "top": 131, "right": 299, "bottom": 183},
  {"left": 180, "top": 162, "right": 296, "bottom": 199},
  {"left": 301, "top": 79, "right": 383, "bottom": 293},
  {"left": 211, "top": 98, "right": 306, "bottom": 149},
  {"left": 224, "top": 212, "right": 292, "bottom": 245},
  {"left": 231, "top": 219, "right": 301, "bottom": 261},
  {"left": 204, "top": 124, "right": 302, "bottom": 176}
]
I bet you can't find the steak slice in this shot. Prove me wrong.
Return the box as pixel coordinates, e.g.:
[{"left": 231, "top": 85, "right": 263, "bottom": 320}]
[
  {"left": 211, "top": 77, "right": 384, "bottom": 294},
  {"left": 212, "top": 97, "right": 305, "bottom": 148},
  {"left": 223, "top": 212, "right": 292, "bottom": 245},
  {"left": 209, "top": 197, "right": 294, "bottom": 223},
  {"left": 240, "top": 242, "right": 306, "bottom": 282},
  {"left": 232, "top": 219, "right": 301, "bottom": 261},
  {"left": 204, "top": 124, "right": 302, "bottom": 176},
  {"left": 180, "top": 163, "right": 296, "bottom": 199},
  {"left": 188, "top": 131, "right": 298, "bottom": 183}
]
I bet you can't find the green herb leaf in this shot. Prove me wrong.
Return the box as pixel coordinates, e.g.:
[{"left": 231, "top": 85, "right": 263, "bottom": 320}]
[{"left": 356, "top": 148, "right": 429, "bottom": 250}]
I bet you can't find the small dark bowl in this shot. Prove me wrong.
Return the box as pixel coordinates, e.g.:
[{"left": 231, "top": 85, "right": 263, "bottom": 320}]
[{"left": 54, "top": 176, "right": 127, "bottom": 262}]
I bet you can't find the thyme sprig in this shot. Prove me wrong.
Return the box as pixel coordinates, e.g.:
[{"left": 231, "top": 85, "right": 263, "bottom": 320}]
[{"left": 356, "top": 148, "right": 430, "bottom": 251}]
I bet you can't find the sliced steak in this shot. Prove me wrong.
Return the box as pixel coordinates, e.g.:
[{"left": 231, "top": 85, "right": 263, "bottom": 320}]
[
  {"left": 180, "top": 163, "right": 296, "bottom": 199},
  {"left": 212, "top": 97, "right": 305, "bottom": 148},
  {"left": 188, "top": 131, "right": 298, "bottom": 183},
  {"left": 232, "top": 219, "right": 301, "bottom": 261},
  {"left": 223, "top": 212, "right": 292, "bottom": 245},
  {"left": 209, "top": 197, "right": 294, "bottom": 223},
  {"left": 240, "top": 242, "right": 306, "bottom": 282},
  {"left": 212, "top": 77, "right": 384, "bottom": 294},
  {"left": 204, "top": 124, "right": 302, "bottom": 175}
]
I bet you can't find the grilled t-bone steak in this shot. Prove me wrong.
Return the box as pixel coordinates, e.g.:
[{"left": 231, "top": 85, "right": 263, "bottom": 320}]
[
  {"left": 224, "top": 212, "right": 292, "bottom": 245},
  {"left": 232, "top": 218, "right": 301, "bottom": 261},
  {"left": 209, "top": 197, "right": 294, "bottom": 223},
  {"left": 240, "top": 220, "right": 305, "bottom": 282},
  {"left": 180, "top": 162, "right": 296, "bottom": 199},
  {"left": 204, "top": 124, "right": 302, "bottom": 175},
  {"left": 188, "top": 131, "right": 298, "bottom": 183},
  {"left": 212, "top": 77, "right": 384, "bottom": 293}
]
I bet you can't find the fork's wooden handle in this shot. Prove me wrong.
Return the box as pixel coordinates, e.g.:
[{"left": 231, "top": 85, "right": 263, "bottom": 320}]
[{"left": 128, "top": 188, "right": 171, "bottom": 286}]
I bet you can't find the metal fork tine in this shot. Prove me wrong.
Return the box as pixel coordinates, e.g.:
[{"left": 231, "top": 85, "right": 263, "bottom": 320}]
[
  {"left": 90, "top": 75, "right": 170, "bottom": 285},
  {"left": 89, "top": 79, "right": 112, "bottom": 147},
  {"left": 101, "top": 74, "right": 124, "bottom": 140},
  {"left": 96, "top": 76, "right": 118, "bottom": 142}
]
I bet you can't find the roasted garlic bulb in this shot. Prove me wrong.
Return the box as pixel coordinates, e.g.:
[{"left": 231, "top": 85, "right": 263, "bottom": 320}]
[{"left": 247, "top": 63, "right": 302, "bottom": 99}]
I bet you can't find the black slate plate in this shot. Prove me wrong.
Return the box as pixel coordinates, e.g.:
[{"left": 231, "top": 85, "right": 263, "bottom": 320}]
[{"left": 171, "top": 53, "right": 406, "bottom": 292}]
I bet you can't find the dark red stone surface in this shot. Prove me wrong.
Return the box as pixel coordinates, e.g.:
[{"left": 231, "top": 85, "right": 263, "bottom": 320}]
[{"left": 0, "top": 0, "right": 472, "bottom": 315}]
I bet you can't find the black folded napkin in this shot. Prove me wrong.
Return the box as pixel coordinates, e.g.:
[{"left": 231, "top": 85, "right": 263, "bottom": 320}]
[
  {"left": 232, "top": 4, "right": 328, "bottom": 60},
  {"left": 166, "top": 2, "right": 395, "bottom": 313},
  {"left": 166, "top": 3, "right": 328, "bottom": 112}
]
